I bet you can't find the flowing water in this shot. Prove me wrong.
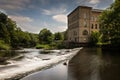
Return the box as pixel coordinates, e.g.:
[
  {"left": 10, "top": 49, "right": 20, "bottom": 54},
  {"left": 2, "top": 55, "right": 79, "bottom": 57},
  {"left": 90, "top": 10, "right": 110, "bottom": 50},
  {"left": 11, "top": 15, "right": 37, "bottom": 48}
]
[
  {"left": 0, "top": 49, "right": 76, "bottom": 80},
  {"left": 21, "top": 48, "right": 120, "bottom": 80}
]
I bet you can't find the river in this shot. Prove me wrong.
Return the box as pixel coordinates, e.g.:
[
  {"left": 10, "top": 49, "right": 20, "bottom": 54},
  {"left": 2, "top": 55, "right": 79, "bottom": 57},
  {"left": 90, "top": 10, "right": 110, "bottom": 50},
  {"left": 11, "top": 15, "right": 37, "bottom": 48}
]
[
  {"left": 0, "top": 48, "right": 80, "bottom": 80},
  {"left": 21, "top": 48, "right": 120, "bottom": 80}
]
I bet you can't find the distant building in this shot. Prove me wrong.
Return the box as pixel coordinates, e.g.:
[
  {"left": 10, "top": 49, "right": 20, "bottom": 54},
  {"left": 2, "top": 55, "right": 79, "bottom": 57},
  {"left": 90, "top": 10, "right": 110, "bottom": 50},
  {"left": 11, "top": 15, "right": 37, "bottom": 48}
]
[{"left": 67, "top": 6, "right": 102, "bottom": 44}]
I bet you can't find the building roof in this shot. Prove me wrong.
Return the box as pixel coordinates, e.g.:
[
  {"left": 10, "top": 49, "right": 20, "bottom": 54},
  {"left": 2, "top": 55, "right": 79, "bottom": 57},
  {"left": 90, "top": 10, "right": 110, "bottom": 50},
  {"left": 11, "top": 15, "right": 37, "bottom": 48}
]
[
  {"left": 68, "top": 6, "right": 92, "bottom": 17},
  {"left": 68, "top": 6, "right": 103, "bottom": 16},
  {"left": 92, "top": 9, "right": 103, "bottom": 13},
  {"left": 79, "top": 6, "right": 92, "bottom": 9}
]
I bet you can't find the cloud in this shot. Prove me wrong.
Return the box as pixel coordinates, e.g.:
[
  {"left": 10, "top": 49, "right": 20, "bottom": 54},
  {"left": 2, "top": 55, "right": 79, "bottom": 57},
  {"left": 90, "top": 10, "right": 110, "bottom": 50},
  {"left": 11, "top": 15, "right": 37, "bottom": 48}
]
[
  {"left": 8, "top": 15, "right": 40, "bottom": 33},
  {"left": 0, "top": 0, "right": 30, "bottom": 10},
  {"left": 89, "top": 0, "right": 100, "bottom": 4},
  {"left": 77, "top": 0, "right": 100, "bottom": 4},
  {"left": 18, "top": 23, "right": 40, "bottom": 33},
  {"left": 8, "top": 15, "right": 33, "bottom": 23},
  {"left": 38, "top": 21, "right": 67, "bottom": 33},
  {"left": 46, "top": 25, "right": 67, "bottom": 33},
  {"left": 0, "top": 9, "right": 7, "bottom": 14},
  {"left": 52, "top": 14, "right": 67, "bottom": 23},
  {"left": 76, "top": 0, "right": 100, "bottom": 6},
  {"left": 50, "top": 25, "right": 67, "bottom": 33},
  {"left": 42, "top": 5, "right": 67, "bottom": 15}
]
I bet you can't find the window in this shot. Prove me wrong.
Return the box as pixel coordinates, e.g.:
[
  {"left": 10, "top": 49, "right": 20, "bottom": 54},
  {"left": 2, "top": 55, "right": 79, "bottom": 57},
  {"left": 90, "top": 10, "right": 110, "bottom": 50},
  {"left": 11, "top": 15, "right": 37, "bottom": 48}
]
[
  {"left": 73, "top": 31, "right": 77, "bottom": 36},
  {"left": 95, "top": 17, "right": 97, "bottom": 21},
  {"left": 84, "top": 21, "right": 87, "bottom": 27},
  {"left": 83, "top": 30, "right": 88, "bottom": 35},
  {"left": 75, "top": 37, "right": 77, "bottom": 42},
  {"left": 91, "top": 16, "right": 94, "bottom": 21},
  {"left": 91, "top": 24, "right": 94, "bottom": 29},
  {"left": 95, "top": 24, "right": 97, "bottom": 29}
]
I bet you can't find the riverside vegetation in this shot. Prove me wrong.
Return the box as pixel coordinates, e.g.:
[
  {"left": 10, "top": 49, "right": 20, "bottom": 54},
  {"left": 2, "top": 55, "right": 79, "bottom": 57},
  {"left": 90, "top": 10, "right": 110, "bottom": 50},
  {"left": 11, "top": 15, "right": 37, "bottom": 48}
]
[
  {"left": 0, "top": 13, "right": 66, "bottom": 50},
  {"left": 0, "top": 12, "right": 66, "bottom": 63},
  {"left": 0, "top": 0, "right": 120, "bottom": 61},
  {"left": 89, "top": 0, "right": 120, "bottom": 50}
]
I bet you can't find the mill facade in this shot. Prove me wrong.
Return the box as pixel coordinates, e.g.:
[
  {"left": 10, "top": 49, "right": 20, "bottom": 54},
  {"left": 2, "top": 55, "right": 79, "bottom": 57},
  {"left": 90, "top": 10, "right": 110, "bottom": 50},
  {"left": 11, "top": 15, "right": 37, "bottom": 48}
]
[{"left": 67, "top": 6, "right": 102, "bottom": 44}]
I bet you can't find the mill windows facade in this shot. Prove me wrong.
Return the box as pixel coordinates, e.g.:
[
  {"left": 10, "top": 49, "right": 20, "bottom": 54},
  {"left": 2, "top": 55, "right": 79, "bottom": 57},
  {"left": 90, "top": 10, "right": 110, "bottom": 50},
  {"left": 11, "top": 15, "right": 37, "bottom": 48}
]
[{"left": 67, "top": 6, "right": 102, "bottom": 43}]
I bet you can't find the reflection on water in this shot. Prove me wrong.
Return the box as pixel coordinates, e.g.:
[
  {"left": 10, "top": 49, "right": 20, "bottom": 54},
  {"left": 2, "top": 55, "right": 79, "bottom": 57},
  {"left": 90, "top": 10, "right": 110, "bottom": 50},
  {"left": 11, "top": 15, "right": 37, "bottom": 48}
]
[
  {"left": 21, "top": 48, "right": 120, "bottom": 80},
  {"left": 21, "top": 63, "right": 67, "bottom": 80},
  {"left": 68, "top": 48, "right": 120, "bottom": 80}
]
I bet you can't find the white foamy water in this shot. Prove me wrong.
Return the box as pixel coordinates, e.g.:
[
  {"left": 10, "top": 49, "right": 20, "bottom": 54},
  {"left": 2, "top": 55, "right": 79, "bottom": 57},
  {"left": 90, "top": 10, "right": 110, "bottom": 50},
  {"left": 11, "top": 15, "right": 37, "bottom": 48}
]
[{"left": 0, "top": 48, "right": 82, "bottom": 80}]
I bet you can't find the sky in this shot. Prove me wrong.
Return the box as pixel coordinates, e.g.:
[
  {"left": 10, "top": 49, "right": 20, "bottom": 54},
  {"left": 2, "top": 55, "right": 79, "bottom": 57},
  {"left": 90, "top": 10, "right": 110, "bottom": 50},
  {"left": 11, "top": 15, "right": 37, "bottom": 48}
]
[{"left": 0, "top": 0, "right": 114, "bottom": 33}]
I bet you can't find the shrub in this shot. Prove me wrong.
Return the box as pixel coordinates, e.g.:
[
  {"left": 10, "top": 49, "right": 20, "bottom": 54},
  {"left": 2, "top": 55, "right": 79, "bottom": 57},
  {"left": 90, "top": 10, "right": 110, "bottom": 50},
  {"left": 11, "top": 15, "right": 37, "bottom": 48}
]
[{"left": 0, "top": 40, "right": 10, "bottom": 50}]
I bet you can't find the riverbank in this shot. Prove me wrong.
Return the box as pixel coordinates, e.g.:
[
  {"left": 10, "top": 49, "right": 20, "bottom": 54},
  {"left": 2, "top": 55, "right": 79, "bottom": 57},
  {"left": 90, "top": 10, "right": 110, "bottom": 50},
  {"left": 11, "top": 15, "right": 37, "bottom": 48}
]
[{"left": 0, "top": 48, "right": 82, "bottom": 80}]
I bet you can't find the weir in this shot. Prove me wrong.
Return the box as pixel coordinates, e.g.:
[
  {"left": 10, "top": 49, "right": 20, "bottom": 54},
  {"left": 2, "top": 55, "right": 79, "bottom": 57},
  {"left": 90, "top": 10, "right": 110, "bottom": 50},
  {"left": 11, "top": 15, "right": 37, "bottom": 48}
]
[{"left": 0, "top": 48, "right": 82, "bottom": 80}]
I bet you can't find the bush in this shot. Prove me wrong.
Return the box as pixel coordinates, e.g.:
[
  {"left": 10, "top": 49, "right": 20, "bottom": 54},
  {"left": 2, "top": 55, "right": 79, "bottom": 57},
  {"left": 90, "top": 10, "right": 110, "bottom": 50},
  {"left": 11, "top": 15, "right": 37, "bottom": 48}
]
[
  {"left": 49, "top": 40, "right": 66, "bottom": 49},
  {"left": 0, "top": 40, "right": 10, "bottom": 50},
  {"left": 36, "top": 44, "right": 51, "bottom": 49}
]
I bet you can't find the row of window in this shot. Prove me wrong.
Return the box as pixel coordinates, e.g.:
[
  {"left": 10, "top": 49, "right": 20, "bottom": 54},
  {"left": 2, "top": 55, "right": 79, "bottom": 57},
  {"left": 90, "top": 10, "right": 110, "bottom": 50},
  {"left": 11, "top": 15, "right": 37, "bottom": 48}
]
[
  {"left": 83, "top": 13, "right": 98, "bottom": 21},
  {"left": 68, "top": 14, "right": 79, "bottom": 23},
  {"left": 72, "top": 30, "right": 88, "bottom": 36},
  {"left": 91, "top": 24, "right": 99, "bottom": 29},
  {"left": 82, "top": 20, "right": 99, "bottom": 29},
  {"left": 91, "top": 16, "right": 98, "bottom": 21},
  {"left": 69, "top": 30, "right": 89, "bottom": 41}
]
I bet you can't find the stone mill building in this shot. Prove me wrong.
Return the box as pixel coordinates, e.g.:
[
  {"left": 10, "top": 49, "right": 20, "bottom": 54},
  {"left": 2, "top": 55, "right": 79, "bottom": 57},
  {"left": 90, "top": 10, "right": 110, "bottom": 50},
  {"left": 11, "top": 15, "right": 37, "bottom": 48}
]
[{"left": 67, "top": 6, "right": 102, "bottom": 45}]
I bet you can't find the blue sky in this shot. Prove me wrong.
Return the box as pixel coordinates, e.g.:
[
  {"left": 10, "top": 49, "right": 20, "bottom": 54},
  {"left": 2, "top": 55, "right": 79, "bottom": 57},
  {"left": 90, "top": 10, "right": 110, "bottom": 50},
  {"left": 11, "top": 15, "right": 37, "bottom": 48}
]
[{"left": 0, "top": 0, "right": 114, "bottom": 33}]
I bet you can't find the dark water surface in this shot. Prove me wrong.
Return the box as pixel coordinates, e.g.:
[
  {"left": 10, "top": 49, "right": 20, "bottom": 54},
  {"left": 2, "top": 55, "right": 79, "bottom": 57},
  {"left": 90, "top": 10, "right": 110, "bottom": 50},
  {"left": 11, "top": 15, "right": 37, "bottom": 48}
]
[
  {"left": 21, "top": 63, "right": 68, "bottom": 80},
  {"left": 21, "top": 48, "right": 120, "bottom": 80}
]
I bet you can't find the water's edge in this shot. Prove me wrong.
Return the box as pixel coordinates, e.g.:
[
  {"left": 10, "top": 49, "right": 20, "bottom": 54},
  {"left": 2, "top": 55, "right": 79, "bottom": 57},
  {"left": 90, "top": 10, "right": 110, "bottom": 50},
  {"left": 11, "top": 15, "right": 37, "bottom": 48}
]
[{"left": 1, "top": 48, "right": 82, "bottom": 80}]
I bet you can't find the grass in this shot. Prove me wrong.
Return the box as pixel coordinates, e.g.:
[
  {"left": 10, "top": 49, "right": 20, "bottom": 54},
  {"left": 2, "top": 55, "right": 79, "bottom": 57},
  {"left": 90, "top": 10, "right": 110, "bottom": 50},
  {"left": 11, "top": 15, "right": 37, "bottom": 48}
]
[
  {"left": 36, "top": 44, "right": 51, "bottom": 49},
  {"left": 36, "top": 41, "right": 66, "bottom": 50}
]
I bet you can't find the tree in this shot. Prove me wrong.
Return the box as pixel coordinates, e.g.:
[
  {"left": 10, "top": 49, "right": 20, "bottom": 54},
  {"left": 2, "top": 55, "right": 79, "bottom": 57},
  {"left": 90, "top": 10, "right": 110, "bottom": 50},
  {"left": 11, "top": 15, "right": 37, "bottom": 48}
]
[
  {"left": 90, "top": 31, "right": 102, "bottom": 46},
  {"left": 99, "top": 0, "right": 120, "bottom": 46},
  {"left": 29, "top": 33, "right": 39, "bottom": 47},
  {"left": 54, "top": 32, "right": 63, "bottom": 41},
  {"left": 0, "top": 12, "right": 39, "bottom": 48},
  {"left": 39, "top": 28, "right": 53, "bottom": 44},
  {"left": 63, "top": 30, "right": 68, "bottom": 40},
  {"left": 0, "top": 21, "right": 10, "bottom": 43},
  {"left": 0, "top": 13, "right": 8, "bottom": 24}
]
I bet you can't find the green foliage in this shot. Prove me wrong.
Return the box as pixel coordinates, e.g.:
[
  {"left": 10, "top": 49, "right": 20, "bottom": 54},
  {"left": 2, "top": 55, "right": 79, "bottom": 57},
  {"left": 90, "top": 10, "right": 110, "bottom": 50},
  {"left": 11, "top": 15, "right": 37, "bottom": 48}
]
[
  {"left": 0, "top": 23, "right": 10, "bottom": 43},
  {"left": 37, "top": 30, "right": 66, "bottom": 49},
  {"left": 63, "top": 31, "right": 68, "bottom": 40},
  {"left": 99, "top": 0, "right": 120, "bottom": 46},
  {"left": 36, "top": 44, "right": 50, "bottom": 49},
  {"left": 0, "top": 12, "right": 66, "bottom": 50},
  {"left": 90, "top": 31, "right": 103, "bottom": 46},
  {"left": 49, "top": 40, "right": 66, "bottom": 49},
  {"left": 54, "top": 32, "right": 63, "bottom": 40},
  {"left": 0, "top": 40, "right": 10, "bottom": 50},
  {"left": 0, "top": 12, "right": 39, "bottom": 49},
  {"left": 0, "top": 13, "right": 8, "bottom": 24},
  {"left": 55, "top": 40, "right": 66, "bottom": 49},
  {"left": 39, "top": 28, "right": 53, "bottom": 44}
]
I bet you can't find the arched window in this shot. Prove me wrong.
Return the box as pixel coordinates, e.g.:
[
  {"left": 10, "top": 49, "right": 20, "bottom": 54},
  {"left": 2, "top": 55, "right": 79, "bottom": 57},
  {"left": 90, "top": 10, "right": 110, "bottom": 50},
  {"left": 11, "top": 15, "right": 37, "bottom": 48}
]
[{"left": 83, "top": 30, "right": 88, "bottom": 35}]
